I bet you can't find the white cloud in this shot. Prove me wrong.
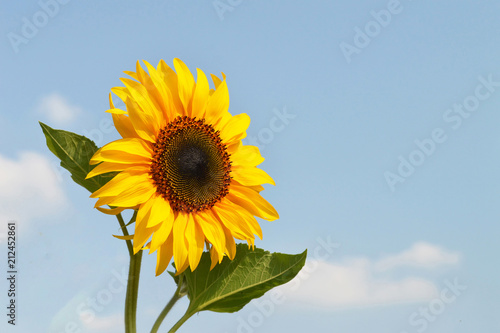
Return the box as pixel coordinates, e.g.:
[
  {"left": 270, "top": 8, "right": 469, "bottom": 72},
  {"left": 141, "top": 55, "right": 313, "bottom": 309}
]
[
  {"left": 49, "top": 294, "right": 123, "bottom": 333},
  {"left": 0, "top": 152, "right": 68, "bottom": 237},
  {"left": 278, "top": 242, "right": 460, "bottom": 309},
  {"left": 36, "top": 92, "right": 81, "bottom": 125},
  {"left": 375, "top": 242, "right": 460, "bottom": 271},
  {"left": 81, "top": 313, "right": 123, "bottom": 332}
]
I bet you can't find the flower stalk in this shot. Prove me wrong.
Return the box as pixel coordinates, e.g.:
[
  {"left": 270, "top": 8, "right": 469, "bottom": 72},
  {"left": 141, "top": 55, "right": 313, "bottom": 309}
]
[
  {"left": 168, "top": 311, "right": 194, "bottom": 333},
  {"left": 117, "top": 212, "right": 143, "bottom": 333},
  {"left": 151, "top": 274, "right": 187, "bottom": 333},
  {"left": 124, "top": 249, "right": 142, "bottom": 333}
]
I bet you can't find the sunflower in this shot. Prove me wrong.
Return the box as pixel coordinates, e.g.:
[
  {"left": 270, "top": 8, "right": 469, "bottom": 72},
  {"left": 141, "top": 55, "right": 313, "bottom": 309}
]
[{"left": 86, "top": 59, "right": 278, "bottom": 276}]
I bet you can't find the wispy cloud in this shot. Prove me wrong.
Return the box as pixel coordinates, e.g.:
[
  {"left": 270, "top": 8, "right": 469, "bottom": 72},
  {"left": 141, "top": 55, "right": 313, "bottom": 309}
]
[
  {"left": 279, "top": 242, "right": 460, "bottom": 309},
  {"left": 0, "top": 152, "right": 68, "bottom": 240},
  {"left": 36, "top": 92, "right": 81, "bottom": 125},
  {"left": 375, "top": 242, "right": 460, "bottom": 271},
  {"left": 81, "top": 313, "right": 123, "bottom": 332}
]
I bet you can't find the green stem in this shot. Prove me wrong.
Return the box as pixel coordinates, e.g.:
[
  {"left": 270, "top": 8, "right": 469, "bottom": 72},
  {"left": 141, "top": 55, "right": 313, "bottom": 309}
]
[
  {"left": 150, "top": 275, "right": 185, "bottom": 333},
  {"left": 125, "top": 250, "right": 143, "bottom": 333},
  {"left": 116, "top": 211, "right": 142, "bottom": 333},
  {"left": 168, "top": 311, "right": 194, "bottom": 333}
]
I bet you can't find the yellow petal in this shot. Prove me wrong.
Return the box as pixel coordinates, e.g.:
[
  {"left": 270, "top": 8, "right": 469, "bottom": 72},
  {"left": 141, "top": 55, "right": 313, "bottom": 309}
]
[
  {"left": 225, "top": 200, "right": 263, "bottom": 239},
  {"left": 91, "top": 151, "right": 150, "bottom": 167},
  {"left": 173, "top": 58, "right": 195, "bottom": 116},
  {"left": 149, "top": 211, "right": 174, "bottom": 253},
  {"left": 176, "top": 255, "right": 190, "bottom": 275},
  {"left": 221, "top": 224, "right": 236, "bottom": 260},
  {"left": 227, "top": 141, "right": 241, "bottom": 155},
  {"left": 112, "top": 113, "right": 140, "bottom": 139},
  {"left": 136, "top": 194, "right": 172, "bottom": 229},
  {"left": 231, "top": 145, "right": 265, "bottom": 167},
  {"left": 108, "top": 93, "right": 116, "bottom": 109},
  {"left": 87, "top": 162, "right": 148, "bottom": 179},
  {"left": 185, "top": 214, "right": 204, "bottom": 271},
  {"left": 219, "top": 113, "right": 250, "bottom": 143},
  {"left": 96, "top": 206, "right": 127, "bottom": 215},
  {"left": 158, "top": 60, "right": 184, "bottom": 115},
  {"left": 90, "top": 138, "right": 152, "bottom": 165},
  {"left": 106, "top": 108, "right": 128, "bottom": 115},
  {"left": 210, "top": 72, "right": 226, "bottom": 89},
  {"left": 124, "top": 70, "right": 139, "bottom": 81},
  {"left": 136, "top": 61, "right": 167, "bottom": 127},
  {"left": 192, "top": 68, "right": 210, "bottom": 118},
  {"left": 214, "top": 111, "right": 233, "bottom": 131},
  {"left": 90, "top": 168, "right": 149, "bottom": 198},
  {"left": 173, "top": 213, "right": 188, "bottom": 273},
  {"left": 156, "top": 234, "right": 174, "bottom": 276},
  {"left": 136, "top": 198, "right": 153, "bottom": 227},
  {"left": 87, "top": 162, "right": 124, "bottom": 179},
  {"left": 231, "top": 165, "right": 275, "bottom": 186},
  {"left": 133, "top": 220, "right": 159, "bottom": 253},
  {"left": 213, "top": 202, "right": 254, "bottom": 239},
  {"left": 134, "top": 62, "right": 148, "bottom": 83},
  {"left": 100, "top": 179, "right": 156, "bottom": 208},
  {"left": 125, "top": 97, "right": 157, "bottom": 143},
  {"left": 247, "top": 184, "right": 265, "bottom": 193},
  {"left": 194, "top": 211, "right": 225, "bottom": 259},
  {"left": 120, "top": 77, "right": 159, "bottom": 122},
  {"left": 145, "top": 195, "right": 173, "bottom": 228},
  {"left": 111, "top": 86, "right": 130, "bottom": 103},
  {"left": 113, "top": 234, "right": 134, "bottom": 240},
  {"left": 209, "top": 245, "right": 220, "bottom": 270},
  {"left": 143, "top": 60, "right": 178, "bottom": 121},
  {"left": 205, "top": 79, "right": 229, "bottom": 125},
  {"left": 210, "top": 73, "right": 222, "bottom": 89},
  {"left": 227, "top": 185, "right": 279, "bottom": 221}
]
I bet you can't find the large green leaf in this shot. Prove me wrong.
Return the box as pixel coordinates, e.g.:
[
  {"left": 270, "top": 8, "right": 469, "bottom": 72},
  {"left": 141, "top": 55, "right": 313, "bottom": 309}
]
[
  {"left": 180, "top": 244, "right": 306, "bottom": 315},
  {"left": 39, "top": 122, "right": 116, "bottom": 193}
]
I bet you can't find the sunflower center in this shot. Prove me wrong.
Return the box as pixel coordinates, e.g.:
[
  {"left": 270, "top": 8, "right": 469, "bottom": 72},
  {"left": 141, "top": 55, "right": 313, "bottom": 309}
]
[
  {"left": 150, "top": 116, "right": 231, "bottom": 213},
  {"left": 177, "top": 145, "right": 209, "bottom": 180}
]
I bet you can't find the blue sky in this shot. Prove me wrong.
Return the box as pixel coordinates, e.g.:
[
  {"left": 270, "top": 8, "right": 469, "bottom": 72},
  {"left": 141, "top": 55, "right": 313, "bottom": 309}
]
[{"left": 1, "top": 0, "right": 500, "bottom": 332}]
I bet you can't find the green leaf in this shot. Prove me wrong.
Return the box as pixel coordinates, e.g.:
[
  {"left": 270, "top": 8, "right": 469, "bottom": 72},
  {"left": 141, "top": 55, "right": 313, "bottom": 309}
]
[
  {"left": 168, "top": 270, "right": 180, "bottom": 285},
  {"left": 181, "top": 245, "right": 307, "bottom": 316},
  {"left": 39, "top": 122, "right": 116, "bottom": 193}
]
